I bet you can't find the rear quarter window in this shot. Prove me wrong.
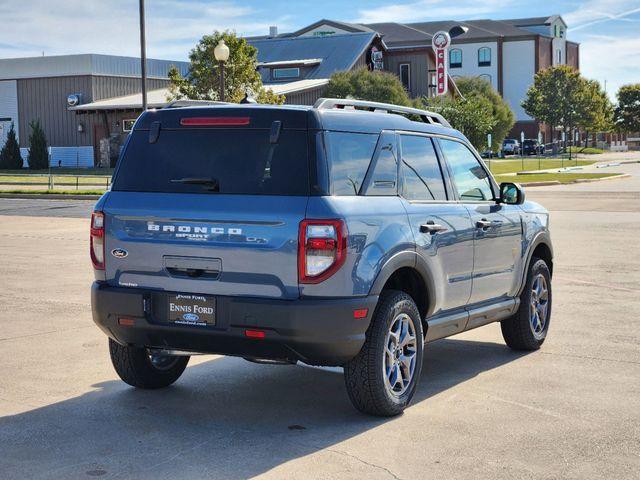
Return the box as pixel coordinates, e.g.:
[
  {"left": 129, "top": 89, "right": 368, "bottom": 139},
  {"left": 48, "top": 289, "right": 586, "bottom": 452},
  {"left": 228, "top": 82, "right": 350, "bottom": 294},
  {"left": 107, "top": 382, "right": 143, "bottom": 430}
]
[
  {"left": 324, "top": 131, "right": 378, "bottom": 196},
  {"left": 112, "top": 128, "right": 309, "bottom": 196}
]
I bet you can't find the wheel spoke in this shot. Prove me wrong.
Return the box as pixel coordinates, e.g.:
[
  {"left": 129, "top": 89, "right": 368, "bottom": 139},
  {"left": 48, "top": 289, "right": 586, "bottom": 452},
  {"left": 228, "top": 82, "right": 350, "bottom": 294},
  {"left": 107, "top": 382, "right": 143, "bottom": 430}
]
[{"left": 394, "top": 363, "right": 404, "bottom": 389}]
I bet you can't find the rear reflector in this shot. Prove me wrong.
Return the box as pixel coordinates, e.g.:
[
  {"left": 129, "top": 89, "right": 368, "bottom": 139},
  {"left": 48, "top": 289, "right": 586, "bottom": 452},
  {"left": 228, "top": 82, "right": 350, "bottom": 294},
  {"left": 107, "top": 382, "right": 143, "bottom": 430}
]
[
  {"left": 118, "top": 317, "right": 135, "bottom": 326},
  {"left": 180, "top": 117, "right": 250, "bottom": 126},
  {"left": 245, "top": 329, "right": 266, "bottom": 339},
  {"left": 353, "top": 308, "right": 368, "bottom": 319}
]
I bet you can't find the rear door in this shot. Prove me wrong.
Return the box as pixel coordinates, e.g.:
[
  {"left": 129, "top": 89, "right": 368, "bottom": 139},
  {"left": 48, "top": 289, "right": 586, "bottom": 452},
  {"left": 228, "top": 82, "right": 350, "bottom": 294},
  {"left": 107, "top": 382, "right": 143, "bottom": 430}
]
[
  {"left": 103, "top": 110, "right": 310, "bottom": 300},
  {"left": 437, "top": 138, "right": 522, "bottom": 304},
  {"left": 397, "top": 133, "right": 475, "bottom": 315}
]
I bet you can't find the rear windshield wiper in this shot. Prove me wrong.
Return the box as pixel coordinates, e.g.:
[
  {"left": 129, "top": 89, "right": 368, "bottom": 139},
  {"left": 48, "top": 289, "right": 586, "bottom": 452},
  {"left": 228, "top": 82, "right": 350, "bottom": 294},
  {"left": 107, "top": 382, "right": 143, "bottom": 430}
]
[{"left": 170, "top": 177, "right": 219, "bottom": 192}]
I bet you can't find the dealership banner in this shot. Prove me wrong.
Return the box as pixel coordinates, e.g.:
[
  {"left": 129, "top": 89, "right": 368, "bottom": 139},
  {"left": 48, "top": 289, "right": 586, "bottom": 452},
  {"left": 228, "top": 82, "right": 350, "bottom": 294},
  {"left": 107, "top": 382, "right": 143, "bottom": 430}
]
[{"left": 432, "top": 31, "right": 450, "bottom": 96}]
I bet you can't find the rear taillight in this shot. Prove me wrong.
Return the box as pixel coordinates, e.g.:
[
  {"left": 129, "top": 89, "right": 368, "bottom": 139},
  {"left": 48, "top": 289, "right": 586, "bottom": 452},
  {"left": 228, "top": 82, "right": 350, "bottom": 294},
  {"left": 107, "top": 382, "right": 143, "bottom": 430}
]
[
  {"left": 298, "top": 219, "right": 346, "bottom": 284},
  {"left": 90, "top": 211, "right": 105, "bottom": 270}
]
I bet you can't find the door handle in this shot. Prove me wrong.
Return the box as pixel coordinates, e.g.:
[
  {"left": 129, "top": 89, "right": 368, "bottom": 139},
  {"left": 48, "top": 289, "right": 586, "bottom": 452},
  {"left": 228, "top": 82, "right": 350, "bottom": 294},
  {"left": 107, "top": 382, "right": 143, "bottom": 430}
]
[
  {"left": 420, "top": 221, "right": 448, "bottom": 234},
  {"left": 475, "top": 219, "right": 492, "bottom": 229}
]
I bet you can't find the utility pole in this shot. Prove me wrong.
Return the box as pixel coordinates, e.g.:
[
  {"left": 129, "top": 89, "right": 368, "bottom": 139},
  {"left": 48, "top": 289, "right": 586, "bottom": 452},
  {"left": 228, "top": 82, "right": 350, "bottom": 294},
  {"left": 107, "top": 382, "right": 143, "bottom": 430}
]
[{"left": 139, "top": 0, "right": 148, "bottom": 111}]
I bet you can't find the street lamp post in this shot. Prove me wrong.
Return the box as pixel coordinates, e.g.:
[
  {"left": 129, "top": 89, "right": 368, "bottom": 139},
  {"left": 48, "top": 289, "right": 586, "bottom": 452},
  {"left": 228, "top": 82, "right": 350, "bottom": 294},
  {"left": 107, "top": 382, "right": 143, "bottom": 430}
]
[
  {"left": 214, "top": 39, "right": 230, "bottom": 102},
  {"left": 138, "top": 0, "right": 148, "bottom": 111}
]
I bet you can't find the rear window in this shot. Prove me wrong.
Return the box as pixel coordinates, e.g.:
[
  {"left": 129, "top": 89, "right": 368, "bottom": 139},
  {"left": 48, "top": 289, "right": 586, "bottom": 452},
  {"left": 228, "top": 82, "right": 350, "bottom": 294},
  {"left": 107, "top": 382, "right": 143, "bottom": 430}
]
[{"left": 112, "top": 128, "right": 309, "bottom": 195}]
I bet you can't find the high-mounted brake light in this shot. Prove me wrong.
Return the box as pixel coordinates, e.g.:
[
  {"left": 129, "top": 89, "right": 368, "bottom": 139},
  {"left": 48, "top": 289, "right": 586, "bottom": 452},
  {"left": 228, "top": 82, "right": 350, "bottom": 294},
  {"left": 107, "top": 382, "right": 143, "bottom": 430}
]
[
  {"left": 298, "top": 219, "right": 347, "bottom": 284},
  {"left": 90, "top": 211, "right": 105, "bottom": 270},
  {"left": 180, "top": 117, "right": 250, "bottom": 127}
]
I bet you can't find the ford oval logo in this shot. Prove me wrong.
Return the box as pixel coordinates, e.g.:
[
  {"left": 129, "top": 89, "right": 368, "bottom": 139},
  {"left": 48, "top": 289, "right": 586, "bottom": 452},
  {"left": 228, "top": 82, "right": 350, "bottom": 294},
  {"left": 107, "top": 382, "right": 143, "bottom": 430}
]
[
  {"left": 183, "top": 313, "right": 199, "bottom": 322},
  {"left": 111, "top": 248, "right": 128, "bottom": 259}
]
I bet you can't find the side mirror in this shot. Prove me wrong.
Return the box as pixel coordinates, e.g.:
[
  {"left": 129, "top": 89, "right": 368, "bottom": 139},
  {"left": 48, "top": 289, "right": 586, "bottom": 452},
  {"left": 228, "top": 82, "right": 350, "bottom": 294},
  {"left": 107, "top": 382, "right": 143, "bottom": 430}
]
[{"left": 499, "top": 182, "right": 525, "bottom": 205}]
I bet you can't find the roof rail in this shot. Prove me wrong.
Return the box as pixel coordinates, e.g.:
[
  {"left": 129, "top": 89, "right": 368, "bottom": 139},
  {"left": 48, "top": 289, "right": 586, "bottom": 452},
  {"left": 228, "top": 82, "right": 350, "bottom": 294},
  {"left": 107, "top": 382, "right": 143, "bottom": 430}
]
[
  {"left": 164, "top": 99, "right": 229, "bottom": 109},
  {"left": 313, "top": 98, "right": 451, "bottom": 128}
]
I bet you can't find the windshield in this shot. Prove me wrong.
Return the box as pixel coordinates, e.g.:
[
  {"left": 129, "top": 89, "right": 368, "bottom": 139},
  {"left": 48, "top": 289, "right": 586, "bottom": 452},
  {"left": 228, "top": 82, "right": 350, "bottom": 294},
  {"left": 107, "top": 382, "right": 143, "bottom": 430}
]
[{"left": 112, "top": 128, "right": 310, "bottom": 195}]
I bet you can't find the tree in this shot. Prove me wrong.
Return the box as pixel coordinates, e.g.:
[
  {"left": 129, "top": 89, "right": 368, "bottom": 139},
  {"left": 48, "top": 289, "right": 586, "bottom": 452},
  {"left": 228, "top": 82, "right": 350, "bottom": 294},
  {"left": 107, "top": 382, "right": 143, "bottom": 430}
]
[
  {"left": 423, "top": 95, "right": 496, "bottom": 151},
  {"left": 27, "top": 120, "right": 48, "bottom": 170},
  {"left": 575, "top": 79, "right": 613, "bottom": 147},
  {"left": 522, "top": 65, "right": 586, "bottom": 144},
  {"left": 168, "top": 31, "right": 284, "bottom": 104},
  {"left": 614, "top": 83, "right": 640, "bottom": 133},
  {"left": 455, "top": 76, "right": 515, "bottom": 151},
  {"left": 0, "top": 122, "right": 23, "bottom": 169},
  {"left": 326, "top": 68, "right": 412, "bottom": 107}
]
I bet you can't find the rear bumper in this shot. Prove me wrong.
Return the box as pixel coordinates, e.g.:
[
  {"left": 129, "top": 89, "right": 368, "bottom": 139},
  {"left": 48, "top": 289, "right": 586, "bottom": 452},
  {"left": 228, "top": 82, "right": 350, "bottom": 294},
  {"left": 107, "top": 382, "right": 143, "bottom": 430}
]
[{"left": 91, "top": 282, "right": 377, "bottom": 366}]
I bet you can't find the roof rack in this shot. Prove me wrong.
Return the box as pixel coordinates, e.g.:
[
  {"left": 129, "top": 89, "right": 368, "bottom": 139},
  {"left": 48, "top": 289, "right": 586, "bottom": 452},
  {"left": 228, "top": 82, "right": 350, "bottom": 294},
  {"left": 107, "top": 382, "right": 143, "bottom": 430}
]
[
  {"left": 313, "top": 98, "right": 451, "bottom": 128},
  {"left": 164, "top": 99, "right": 229, "bottom": 109}
]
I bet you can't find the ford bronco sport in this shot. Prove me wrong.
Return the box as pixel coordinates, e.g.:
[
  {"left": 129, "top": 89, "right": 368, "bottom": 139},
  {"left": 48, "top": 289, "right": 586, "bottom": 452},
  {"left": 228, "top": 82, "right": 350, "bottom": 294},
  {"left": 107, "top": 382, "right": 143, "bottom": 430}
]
[{"left": 91, "top": 98, "right": 553, "bottom": 416}]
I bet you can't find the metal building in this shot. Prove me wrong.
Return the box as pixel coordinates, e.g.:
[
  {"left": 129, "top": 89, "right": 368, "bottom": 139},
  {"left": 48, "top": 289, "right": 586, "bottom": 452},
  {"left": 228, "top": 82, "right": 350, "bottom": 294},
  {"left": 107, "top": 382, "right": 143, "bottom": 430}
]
[{"left": 0, "top": 54, "right": 188, "bottom": 167}]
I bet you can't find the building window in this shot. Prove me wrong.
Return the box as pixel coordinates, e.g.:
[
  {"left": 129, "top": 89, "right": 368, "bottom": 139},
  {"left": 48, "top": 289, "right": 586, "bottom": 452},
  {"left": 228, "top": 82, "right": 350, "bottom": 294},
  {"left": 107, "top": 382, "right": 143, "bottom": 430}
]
[
  {"left": 478, "top": 47, "right": 491, "bottom": 67},
  {"left": 556, "top": 49, "right": 562, "bottom": 64},
  {"left": 449, "top": 49, "right": 462, "bottom": 68},
  {"left": 122, "top": 119, "right": 136, "bottom": 132},
  {"left": 399, "top": 63, "right": 411, "bottom": 91},
  {"left": 272, "top": 67, "right": 300, "bottom": 80},
  {"left": 479, "top": 74, "right": 491, "bottom": 84}
]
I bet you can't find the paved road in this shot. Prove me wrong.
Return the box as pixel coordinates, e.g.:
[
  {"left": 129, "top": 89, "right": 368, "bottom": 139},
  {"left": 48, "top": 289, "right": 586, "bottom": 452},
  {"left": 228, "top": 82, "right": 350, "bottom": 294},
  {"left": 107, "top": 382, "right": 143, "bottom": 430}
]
[
  {"left": 0, "top": 164, "right": 639, "bottom": 479},
  {"left": 0, "top": 197, "right": 95, "bottom": 218}
]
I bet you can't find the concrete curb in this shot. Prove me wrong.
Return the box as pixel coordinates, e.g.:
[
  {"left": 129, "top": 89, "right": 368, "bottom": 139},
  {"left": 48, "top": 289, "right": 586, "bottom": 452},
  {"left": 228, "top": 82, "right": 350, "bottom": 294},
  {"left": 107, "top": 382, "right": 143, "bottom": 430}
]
[
  {"left": 518, "top": 181, "right": 561, "bottom": 187},
  {"left": 524, "top": 173, "right": 630, "bottom": 187},
  {"left": 573, "top": 173, "right": 631, "bottom": 183},
  {"left": 0, "top": 193, "right": 101, "bottom": 200}
]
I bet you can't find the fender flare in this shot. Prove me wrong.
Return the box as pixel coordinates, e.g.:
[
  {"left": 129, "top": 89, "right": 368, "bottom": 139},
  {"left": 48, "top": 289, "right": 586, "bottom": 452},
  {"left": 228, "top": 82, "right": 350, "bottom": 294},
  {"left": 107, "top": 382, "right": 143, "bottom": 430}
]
[
  {"left": 369, "top": 250, "right": 437, "bottom": 318},
  {"left": 517, "top": 231, "right": 554, "bottom": 295}
]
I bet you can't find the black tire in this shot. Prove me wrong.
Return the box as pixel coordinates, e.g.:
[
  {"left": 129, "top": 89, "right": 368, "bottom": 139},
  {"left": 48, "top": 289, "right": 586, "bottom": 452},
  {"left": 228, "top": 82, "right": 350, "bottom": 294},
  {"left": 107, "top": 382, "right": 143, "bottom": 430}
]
[
  {"left": 344, "top": 290, "right": 424, "bottom": 417},
  {"left": 501, "top": 257, "right": 552, "bottom": 351},
  {"left": 109, "top": 338, "right": 190, "bottom": 389}
]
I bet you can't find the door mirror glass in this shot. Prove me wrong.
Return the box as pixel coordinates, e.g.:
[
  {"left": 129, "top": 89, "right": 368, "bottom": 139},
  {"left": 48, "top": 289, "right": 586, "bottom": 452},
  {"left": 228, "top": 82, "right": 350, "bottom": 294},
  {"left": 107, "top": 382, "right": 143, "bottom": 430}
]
[{"left": 500, "top": 182, "right": 525, "bottom": 205}]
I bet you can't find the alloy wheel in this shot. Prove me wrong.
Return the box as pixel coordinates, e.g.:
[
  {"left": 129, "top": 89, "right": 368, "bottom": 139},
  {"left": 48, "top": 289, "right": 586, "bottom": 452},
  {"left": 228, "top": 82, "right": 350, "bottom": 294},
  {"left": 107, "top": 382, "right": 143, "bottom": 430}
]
[
  {"left": 383, "top": 313, "right": 418, "bottom": 397},
  {"left": 530, "top": 274, "right": 549, "bottom": 339}
]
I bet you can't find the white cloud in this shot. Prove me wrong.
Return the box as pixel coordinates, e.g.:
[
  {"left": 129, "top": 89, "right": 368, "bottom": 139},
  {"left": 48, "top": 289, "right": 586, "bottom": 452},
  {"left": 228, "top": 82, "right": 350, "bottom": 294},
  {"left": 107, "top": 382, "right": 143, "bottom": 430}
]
[
  {"left": 579, "top": 34, "right": 640, "bottom": 99},
  {"left": 353, "top": 0, "right": 516, "bottom": 24},
  {"left": 564, "top": 0, "right": 640, "bottom": 31},
  {"left": 0, "top": 0, "right": 292, "bottom": 60}
]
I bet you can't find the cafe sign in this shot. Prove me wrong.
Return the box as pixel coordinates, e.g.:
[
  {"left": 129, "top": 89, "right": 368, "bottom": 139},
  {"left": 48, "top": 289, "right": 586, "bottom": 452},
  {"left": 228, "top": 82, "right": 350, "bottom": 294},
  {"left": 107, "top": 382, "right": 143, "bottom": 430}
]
[{"left": 432, "top": 31, "right": 450, "bottom": 96}]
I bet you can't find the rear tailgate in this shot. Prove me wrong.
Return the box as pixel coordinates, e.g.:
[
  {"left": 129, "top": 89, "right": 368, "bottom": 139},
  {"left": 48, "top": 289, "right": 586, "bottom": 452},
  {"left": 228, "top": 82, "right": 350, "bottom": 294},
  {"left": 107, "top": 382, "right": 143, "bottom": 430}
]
[
  {"left": 103, "top": 106, "right": 310, "bottom": 300},
  {"left": 103, "top": 192, "right": 306, "bottom": 299}
]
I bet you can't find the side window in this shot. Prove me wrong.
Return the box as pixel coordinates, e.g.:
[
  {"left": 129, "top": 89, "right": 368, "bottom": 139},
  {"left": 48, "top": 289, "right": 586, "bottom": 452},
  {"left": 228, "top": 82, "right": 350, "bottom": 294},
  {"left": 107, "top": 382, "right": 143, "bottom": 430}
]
[
  {"left": 400, "top": 135, "right": 447, "bottom": 201},
  {"left": 325, "top": 131, "right": 378, "bottom": 196},
  {"left": 449, "top": 49, "right": 462, "bottom": 68},
  {"left": 439, "top": 139, "right": 494, "bottom": 201},
  {"left": 364, "top": 136, "right": 398, "bottom": 196}
]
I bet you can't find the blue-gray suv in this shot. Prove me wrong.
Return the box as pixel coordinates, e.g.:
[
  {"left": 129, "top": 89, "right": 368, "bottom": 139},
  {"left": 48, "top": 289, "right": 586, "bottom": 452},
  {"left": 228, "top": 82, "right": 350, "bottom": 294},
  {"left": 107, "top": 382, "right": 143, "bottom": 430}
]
[{"left": 91, "top": 98, "right": 553, "bottom": 416}]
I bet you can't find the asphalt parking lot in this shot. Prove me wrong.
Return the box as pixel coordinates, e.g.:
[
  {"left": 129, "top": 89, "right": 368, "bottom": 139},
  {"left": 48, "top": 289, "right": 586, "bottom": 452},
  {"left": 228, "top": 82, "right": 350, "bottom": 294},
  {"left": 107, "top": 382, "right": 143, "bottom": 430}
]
[{"left": 1, "top": 163, "right": 639, "bottom": 479}]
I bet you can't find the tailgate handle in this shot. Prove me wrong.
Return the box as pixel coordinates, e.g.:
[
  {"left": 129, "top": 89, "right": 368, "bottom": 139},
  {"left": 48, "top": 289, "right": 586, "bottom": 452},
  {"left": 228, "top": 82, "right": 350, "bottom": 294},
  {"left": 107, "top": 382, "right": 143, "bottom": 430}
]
[{"left": 163, "top": 256, "right": 221, "bottom": 279}]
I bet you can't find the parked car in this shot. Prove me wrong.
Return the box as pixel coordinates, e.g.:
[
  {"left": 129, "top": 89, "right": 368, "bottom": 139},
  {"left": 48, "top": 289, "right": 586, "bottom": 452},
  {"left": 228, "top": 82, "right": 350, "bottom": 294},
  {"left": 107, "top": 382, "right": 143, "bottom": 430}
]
[
  {"left": 501, "top": 138, "right": 520, "bottom": 156},
  {"left": 522, "top": 139, "right": 545, "bottom": 155},
  {"left": 91, "top": 98, "right": 554, "bottom": 416}
]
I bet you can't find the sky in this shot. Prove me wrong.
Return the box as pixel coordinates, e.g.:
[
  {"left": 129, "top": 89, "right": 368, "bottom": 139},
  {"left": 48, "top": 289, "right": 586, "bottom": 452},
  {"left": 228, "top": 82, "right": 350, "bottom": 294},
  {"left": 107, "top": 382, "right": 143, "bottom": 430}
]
[{"left": 0, "top": 0, "right": 638, "bottom": 99}]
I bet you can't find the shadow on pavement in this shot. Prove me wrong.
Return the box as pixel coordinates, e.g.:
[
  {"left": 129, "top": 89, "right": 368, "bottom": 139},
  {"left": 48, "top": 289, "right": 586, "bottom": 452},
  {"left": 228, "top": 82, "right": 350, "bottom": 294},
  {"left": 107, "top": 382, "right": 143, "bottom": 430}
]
[{"left": 0, "top": 338, "right": 528, "bottom": 479}]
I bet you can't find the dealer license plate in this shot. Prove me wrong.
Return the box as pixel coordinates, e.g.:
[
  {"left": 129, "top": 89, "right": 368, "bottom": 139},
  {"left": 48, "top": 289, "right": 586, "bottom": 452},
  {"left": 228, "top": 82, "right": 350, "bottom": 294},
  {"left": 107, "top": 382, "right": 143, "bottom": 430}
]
[{"left": 167, "top": 294, "right": 216, "bottom": 326}]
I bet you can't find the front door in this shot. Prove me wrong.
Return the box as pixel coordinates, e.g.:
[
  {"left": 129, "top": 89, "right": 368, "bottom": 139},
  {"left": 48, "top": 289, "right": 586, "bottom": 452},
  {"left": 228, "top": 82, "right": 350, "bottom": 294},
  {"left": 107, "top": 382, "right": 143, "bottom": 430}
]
[
  {"left": 437, "top": 138, "right": 522, "bottom": 305},
  {"left": 397, "top": 133, "right": 475, "bottom": 315}
]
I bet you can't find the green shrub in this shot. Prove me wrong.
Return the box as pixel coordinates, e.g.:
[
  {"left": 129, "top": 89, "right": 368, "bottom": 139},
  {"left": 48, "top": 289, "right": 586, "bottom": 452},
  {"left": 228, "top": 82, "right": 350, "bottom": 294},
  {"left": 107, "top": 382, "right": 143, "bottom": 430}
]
[
  {"left": 27, "top": 120, "right": 48, "bottom": 170},
  {"left": 0, "top": 122, "right": 23, "bottom": 169},
  {"left": 326, "top": 68, "right": 412, "bottom": 106}
]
